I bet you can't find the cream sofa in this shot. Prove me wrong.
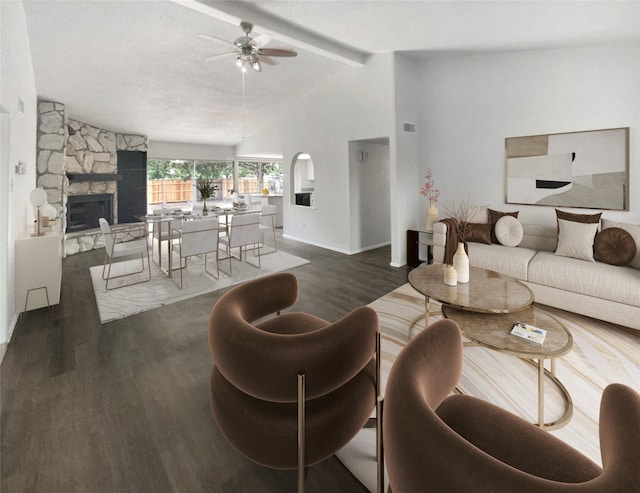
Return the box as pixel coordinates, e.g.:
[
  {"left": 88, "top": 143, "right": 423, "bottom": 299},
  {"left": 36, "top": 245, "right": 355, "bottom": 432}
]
[{"left": 432, "top": 217, "right": 640, "bottom": 331}]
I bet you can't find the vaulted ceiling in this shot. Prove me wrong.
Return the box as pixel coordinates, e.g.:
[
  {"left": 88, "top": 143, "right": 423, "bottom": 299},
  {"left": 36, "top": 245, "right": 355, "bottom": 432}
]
[{"left": 22, "top": 0, "right": 640, "bottom": 147}]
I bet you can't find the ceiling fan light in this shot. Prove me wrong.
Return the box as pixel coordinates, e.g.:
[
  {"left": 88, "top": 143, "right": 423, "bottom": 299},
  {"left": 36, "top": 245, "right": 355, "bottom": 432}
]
[
  {"left": 235, "top": 56, "right": 248, "bottom": 72},
  {"left": 252, "top": 59, "right": 261, "bottom": 72}
]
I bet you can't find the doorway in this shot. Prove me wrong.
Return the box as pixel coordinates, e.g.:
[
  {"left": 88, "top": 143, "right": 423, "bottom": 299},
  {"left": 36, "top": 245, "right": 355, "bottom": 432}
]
[{"left": 348, "top": 138, "right": 391, "bottom": 254}]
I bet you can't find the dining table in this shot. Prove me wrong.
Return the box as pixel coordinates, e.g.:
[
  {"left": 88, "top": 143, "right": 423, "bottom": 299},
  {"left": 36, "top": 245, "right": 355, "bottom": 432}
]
[{"left": 136, "top": 206, "right": 256, "bottom": 278}]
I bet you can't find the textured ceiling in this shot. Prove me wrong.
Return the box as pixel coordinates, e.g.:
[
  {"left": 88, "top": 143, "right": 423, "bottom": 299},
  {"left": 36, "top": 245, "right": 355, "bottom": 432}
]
[{"left": 22, "top": 0, "right": 640, "bottom": 147}]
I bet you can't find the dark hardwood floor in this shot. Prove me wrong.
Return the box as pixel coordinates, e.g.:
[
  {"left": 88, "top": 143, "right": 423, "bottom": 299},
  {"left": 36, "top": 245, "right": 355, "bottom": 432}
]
[{"left": 1, "top": 232, "right": 409, "bottom": 492}]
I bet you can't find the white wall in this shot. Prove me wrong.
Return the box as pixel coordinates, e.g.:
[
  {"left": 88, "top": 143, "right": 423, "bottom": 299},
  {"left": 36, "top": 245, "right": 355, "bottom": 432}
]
[
  {"left": 0, "top": 0, "right": 38, "bottom": 357},
  {"left": 392, "top": 53, "right": 422, "bottom": 265},
  {"left": 148, "top": 140, "right": 235, "bottom": 160},
  {"left": 417, "top": 43, "right": 640, "bottom": 226},
  {"left": 236, "top": 53, "right": 396, "bottom": 255},
  {"left": 143, "top": 44, "right": 640, "bottom": 269}
]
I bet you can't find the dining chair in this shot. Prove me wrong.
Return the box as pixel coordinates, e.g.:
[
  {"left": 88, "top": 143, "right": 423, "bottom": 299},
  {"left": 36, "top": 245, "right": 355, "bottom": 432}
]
[
  {"left": 219, "top": 212, "right": 261, "bottom": 273},
  {"left": 215, "top": 209, "right": 231, "bottom": 235},
  {"left": 259, "top": 204, "right": 278, "bottom": 253},
  {"left": 99, "top": 218, "right": 151, "bottom": 290},
  {"left": 245, "top": 193, "right": 255, "bottom": 210},
  {"left": 192, "top": 203, "right": 204, "bottom": 216},
  {"left": 150, "top": 208, "right": 182, "bottom": 265},
  {"left": 171, "top": 217, "right": 228, "bottom": 288}
]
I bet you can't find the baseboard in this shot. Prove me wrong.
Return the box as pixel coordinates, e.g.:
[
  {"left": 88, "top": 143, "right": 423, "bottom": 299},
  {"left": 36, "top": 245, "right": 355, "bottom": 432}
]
[
  {"left": 351, "top": 241, "right": 391, "bottom": 254},
  {"left": 282, "top": 234, "right": 352, "bottom": 255},
  {"left": 1, "top": 314, "right": 19, "bottom": 365},
  {"left": 282, "top": 234, "right": 391, "bottom": 256}
]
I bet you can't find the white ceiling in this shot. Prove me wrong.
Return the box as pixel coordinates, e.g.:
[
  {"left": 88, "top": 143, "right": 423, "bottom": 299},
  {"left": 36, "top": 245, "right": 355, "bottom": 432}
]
[{"left": 22, "top": 0, "right": 640, "bottom": 147}]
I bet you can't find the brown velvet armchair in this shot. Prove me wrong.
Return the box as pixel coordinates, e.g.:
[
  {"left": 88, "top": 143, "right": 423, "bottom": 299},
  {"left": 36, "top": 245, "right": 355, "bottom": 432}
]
[
  {"left": 383, "top": 318, "right": 640, "bottom": 493},
  {"left": 208, "top": 272, "right": 382, "bottom": 492}
]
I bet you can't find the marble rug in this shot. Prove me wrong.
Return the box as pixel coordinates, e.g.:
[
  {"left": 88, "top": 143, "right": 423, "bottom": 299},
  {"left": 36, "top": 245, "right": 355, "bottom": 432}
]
[
  {"left": 89, "top": 248, "right": 309, "bottom": 324},
  {"left": 336, "top": 282, "right": 640, "bottom": 493}
]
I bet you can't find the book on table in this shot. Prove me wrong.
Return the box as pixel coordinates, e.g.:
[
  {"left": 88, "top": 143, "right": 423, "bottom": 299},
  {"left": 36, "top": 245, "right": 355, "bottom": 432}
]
[{"left": 511, "top": 322, "right": 547, "bottom": 344}]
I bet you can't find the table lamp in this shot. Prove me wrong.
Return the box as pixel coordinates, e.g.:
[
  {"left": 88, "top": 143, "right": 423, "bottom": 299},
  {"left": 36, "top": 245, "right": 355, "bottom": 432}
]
[
  {"left": 29, "top": 187, "right": 48, "bottom": 236},
  {"left": 42, "top": 203, "right": 57, "bottom": 227}
]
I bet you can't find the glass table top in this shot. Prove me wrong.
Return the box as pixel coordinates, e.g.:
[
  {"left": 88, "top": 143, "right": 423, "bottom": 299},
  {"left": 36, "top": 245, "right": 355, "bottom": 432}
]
[{"left": 408, "top": 263, "right": 534, "bottom": 314}]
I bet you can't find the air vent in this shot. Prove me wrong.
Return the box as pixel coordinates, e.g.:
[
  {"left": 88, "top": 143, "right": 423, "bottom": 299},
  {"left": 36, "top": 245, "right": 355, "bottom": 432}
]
[{"left": 403, "top": 122, "right": 416, "bottom": 133}]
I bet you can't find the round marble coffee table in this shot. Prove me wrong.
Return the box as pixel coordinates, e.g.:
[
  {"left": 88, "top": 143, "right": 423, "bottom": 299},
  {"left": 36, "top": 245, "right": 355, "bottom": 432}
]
[
  {"left": 408, "top": 263, "right": 572, "bottom": 430},
  {"left": 442, "top": 304, "right": 573, "bottom": 430},
  {"left": 408, "top": 263, "right": 534, "bottom": 336}
]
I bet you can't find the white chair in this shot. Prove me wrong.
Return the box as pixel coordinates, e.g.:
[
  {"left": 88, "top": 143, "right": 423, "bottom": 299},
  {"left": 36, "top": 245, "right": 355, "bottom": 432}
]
[
  {"left": 259, "top": 204, "right": 278, "bottom": 253},
  {"left": 246, "top": 194, "right": 262, "bottom": 211},
  {"left": 99, "top": 218, "right": 151, "bottom": 290},
  {"left": 150, "top": 208, "right": 182, "bottom": 265},
  {"left": 216, "top": 209, "right": 230, "bottom": 234},
  {"left": 219, "top": 213, "right": 261, "bottom": 273},
  {"left": 171, "top": 218, "right": 228, "bottom": 288},
  {"left": 192, "top": 203, "right": 204, "bottom": 216}
]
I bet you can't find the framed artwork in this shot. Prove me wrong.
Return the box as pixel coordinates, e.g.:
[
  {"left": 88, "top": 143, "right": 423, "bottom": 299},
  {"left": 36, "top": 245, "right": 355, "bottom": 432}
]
[{"left": 505, "top": 127, "right": 629, "bottom": 210}]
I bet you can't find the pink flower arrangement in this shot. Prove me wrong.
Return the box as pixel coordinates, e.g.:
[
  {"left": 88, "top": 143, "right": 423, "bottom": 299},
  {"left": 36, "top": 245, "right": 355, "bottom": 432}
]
[{"left": 420, "top": 168, "right": 440, "bottom": 204}]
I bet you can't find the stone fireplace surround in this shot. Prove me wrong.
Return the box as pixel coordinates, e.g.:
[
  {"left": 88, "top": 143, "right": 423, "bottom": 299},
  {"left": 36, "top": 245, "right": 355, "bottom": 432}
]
[
  {"left": 66, "top": 193, "right": 114, "bottom": 232},
  {"left": 36, "top": 100, "right": 147, "bottom": 256}
]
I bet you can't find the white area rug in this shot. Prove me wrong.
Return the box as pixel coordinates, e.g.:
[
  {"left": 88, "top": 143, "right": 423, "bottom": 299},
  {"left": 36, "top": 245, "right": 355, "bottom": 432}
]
[
  {"left": 90, "top": 248, "right": 309, "bottom": 324},
  {"left": 336, "top": 283, "right": 640, "bottom": 492}
]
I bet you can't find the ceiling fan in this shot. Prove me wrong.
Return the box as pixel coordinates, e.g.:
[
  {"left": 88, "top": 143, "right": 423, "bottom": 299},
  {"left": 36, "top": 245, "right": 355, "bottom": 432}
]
[{"left": 199, "top": 21, "right": 297, "bottom": 73}]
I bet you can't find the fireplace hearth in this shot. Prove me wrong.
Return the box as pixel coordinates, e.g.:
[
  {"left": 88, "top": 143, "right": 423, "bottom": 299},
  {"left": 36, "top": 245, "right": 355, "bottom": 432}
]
[{"left": 66, "top": 194, "right": 113, "bottom": 233}]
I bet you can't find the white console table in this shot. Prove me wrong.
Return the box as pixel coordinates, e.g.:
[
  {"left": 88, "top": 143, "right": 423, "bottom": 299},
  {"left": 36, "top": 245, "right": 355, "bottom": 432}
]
[{"left": 15, "top": 227, "right": 62, "bottom": 313}]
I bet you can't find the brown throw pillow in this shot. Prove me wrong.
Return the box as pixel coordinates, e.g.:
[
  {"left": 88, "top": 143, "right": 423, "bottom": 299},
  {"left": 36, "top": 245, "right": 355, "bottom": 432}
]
[
  {"left": 489, "top": 209, "right": 519, "bottom": 244},
  {"left": 556, "top": 209, "right": 602, "bottom": 225},
  {"left": 462, "top": 222, "right": 492, "bottom": 244},
  {"left": 594, "top": 228, "right": 637, "bottom": 266}
]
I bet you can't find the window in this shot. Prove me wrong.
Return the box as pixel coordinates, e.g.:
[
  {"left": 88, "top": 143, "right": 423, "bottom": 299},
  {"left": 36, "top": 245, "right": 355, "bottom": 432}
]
[
  {"left": 147, "top": 159, "right": 233, "bottom": 211},
  {"left": 147, "top": 159, "right": 282, "bottom": 212},
  {"left": 237, "top": 161, "right": 283, "bottom": 196},
  {"left": 194, "top": 160, "right": 234, "bottom": 203}
]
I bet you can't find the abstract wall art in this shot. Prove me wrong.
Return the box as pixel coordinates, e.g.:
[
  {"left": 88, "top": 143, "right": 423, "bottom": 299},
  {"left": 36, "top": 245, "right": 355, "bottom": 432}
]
[{"left": 505, "top": 127, "right": 629, "bottom": 210}]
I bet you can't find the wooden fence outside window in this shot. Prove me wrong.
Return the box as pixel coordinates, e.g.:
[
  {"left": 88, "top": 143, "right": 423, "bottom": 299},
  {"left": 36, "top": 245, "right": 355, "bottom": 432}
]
[{"left": 148, "top": 178, "right": 261, "bottom": 205}]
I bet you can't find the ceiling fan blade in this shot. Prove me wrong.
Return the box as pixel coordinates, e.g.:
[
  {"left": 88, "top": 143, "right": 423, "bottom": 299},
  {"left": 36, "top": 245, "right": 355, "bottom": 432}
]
[
  {"left": 205, "top": 51, "right": 235, "bottom": 61},
  {"left": 197, "top": 33, "right": 233, "bottom": 46},
  {"left": 257, "top": 48, "right": 297, "bottom": 58}
]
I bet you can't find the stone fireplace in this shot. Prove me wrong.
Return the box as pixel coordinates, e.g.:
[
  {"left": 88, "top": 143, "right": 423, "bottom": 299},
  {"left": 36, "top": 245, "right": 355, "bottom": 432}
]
[{"left": 36, "top": 100, "right": 147, "bottom": 255}]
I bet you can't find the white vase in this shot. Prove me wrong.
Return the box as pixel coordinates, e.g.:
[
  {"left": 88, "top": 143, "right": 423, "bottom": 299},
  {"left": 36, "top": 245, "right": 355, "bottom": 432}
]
[
  {"left": 444, "top": 265, "right": 457, "bottom": 286},
  {"left": 453, "top": 242, "right": 469, "bottom": 283},
  {"left": 426, "top": 203, "right": 439, "bottom": 231}
]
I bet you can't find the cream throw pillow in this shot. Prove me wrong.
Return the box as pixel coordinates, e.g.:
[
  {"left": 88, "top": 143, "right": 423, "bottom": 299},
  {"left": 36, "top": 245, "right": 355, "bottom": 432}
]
[
  {"left": 555, "top": 218, "right": 599, "bottom": 262},
  {"left": 495, "top": 215, "right": 523, "bottom": 247},
  {"left": 466, "top": 206, "right": 490, "bottom": 224}
]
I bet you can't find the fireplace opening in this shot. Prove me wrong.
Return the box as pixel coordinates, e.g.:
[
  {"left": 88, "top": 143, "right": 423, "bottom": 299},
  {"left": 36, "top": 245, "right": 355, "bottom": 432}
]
[{"left": 66, "top": 194, "right": 113, "bottom": 233}]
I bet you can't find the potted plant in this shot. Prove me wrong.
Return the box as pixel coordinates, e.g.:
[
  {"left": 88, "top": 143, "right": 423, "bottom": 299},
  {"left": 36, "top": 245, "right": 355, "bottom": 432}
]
[
  {"left": 420, "top": 168, "right": 441, "bottom": 231},
  {"left": 196, "top": 178, "right": 218, "bottom": 215}
]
